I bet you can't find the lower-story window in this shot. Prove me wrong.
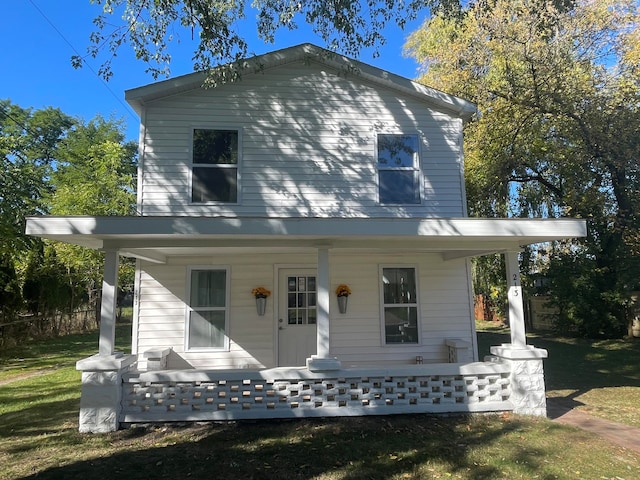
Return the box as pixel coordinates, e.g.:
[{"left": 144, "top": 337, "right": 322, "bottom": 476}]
[
  {"left": 380, "top": 266, "right": 419, "bottom": 344},
  {"left": 186, "top": 267, "right": 229, "bottom": 350}
]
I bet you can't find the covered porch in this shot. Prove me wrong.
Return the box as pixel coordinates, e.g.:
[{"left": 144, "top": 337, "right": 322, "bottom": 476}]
[{"left": 26, "top": 215, "right": 586, "bottom": 432}]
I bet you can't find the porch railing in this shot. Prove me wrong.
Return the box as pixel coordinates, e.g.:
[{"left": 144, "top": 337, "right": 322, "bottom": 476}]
[{"left": 121, "top": 362, "right": 513, "bottom": 424}]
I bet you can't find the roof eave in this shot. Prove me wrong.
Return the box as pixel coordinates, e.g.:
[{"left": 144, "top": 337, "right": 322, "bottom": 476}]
[{"left": 124, "top": 43, "right": 477, "bottom": 120}]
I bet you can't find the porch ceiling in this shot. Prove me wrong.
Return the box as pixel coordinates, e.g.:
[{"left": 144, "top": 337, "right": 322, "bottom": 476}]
[{"left": 25, "top": 215, "right": 586, "bottom": 262}]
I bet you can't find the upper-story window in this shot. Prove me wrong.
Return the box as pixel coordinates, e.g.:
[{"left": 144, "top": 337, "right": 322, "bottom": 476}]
[
  {"left": 377, "top": 134, "right": 421, "bottom": 205},
  {"left": 191, "top": 129, "right": 239, "bottom": 203}
]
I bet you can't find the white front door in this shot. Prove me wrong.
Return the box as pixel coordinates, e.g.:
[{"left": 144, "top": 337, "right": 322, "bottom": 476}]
[{"left": 278, "top": 269, "right": 317, "bottom": 366}]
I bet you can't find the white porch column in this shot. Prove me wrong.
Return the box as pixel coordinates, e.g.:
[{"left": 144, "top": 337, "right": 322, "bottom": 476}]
[
  {"left": 306, "top": 247, "right": 341, "bottom": 372},
  {"left": 488, "top": 250, "right": 548, "bottom": 416},
  {"left": 505, "top": 250, "right": 526, "bottom": 348},
  {"left": 316, "top": 247, "right": 330, "bottom": 358},
  {"left": 99, "top": 249, "right": 119, "bottom": 356},
  {"left": 77, "top": 248, "right": 138, "bottom": 432}
]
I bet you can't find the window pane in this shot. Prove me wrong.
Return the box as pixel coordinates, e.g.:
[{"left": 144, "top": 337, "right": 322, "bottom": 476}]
[
  {"left": 382, "top": 268, "right": 417, "bottom": 304},
  {"left": 192, "top": 167, "right": 237, "bottom": 203},
  {"left": 189, "top": 310, "right": 225, "bottom": 348},
  {"left": 288, "top": 293, "right": 297, "bottom": 308},
  {"left": 378, "top": 134, "right": 418, "bottom": 167},
  {"left": 193, "top": 129, "right": 238, "bottom": 165},
  {"left": 190, "top": 270, "right": 226, "bottom": 307},
  {"left": 379, "top": 170, "right": 420, "bottom": 204},
  {"left": 307, "top": 277, "right": 316, "bottom": 291},
  {"left": 384, "top": 307, "right": 418, "bottom": 344}
]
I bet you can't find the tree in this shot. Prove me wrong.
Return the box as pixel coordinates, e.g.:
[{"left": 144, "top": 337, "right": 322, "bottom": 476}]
[
  {"left": 405, "top": 0, "right": 640, "bottom": 337},
  {"left": 79, "top": 0, "right": 464, "bottom": 80},
  {"left": 48, "top": 116, "right": 138, "bottom": 325},
  {"left": 49, "top": 116, "right": 137, "bottom": 217},
  {"left": 1, "top": 103, "right": 138, "bottom": 341},
  {"left": 0, "top": 101, "right": 74, "bottom": 255},
  {"left": 0, "top": 252, "right": 22, "bottom": 323}
]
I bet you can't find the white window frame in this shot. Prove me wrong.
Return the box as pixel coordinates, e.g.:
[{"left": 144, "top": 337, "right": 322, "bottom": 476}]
[
  {"left": 190, "top": 127, "right": 242, "bottom": 205},
  {"left": 185, "top": 265, "right": 231, "bottom": 352},
  {"left": 376, "top": 133, "right": 423, "bottom": 205},
  {"left": 379, "top": 264, "right": 421, "bottom": 346}
]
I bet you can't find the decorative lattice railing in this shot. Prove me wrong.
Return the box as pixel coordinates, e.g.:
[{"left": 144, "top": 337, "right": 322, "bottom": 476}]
[{"left": 121, "top": 363, "right": 513, "bottom": 423}]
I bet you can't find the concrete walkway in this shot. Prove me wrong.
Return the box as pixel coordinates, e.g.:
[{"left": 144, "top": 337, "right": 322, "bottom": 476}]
[{"left": 547, "top": 397, "right": 640, "bottom": 453}]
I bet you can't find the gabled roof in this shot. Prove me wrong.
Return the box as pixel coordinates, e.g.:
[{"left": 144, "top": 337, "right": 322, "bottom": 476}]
[{"left": 125, "top": 43, "right": 477, "bottom": 120}]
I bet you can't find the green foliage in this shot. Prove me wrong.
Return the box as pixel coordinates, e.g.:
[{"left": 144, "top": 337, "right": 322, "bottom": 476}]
[
  {"left": 1, "top": 101, "right": 137, "bottom": 343},
  {"left": 406, "top": 0, "right": 640, "bottom": 338},
  {"left": 48, "top": 116, "right": 138, "bottom": 301},
  {"left": 49, "top": 115, "right": 137, "bottom": 217},
  {"left": 472, "top": 254, "right": 506, "bottom": 319},
  {"left": 22, "top": 242, "right": 86, "bottom": 337},
  {"left": 0, "top": 253, "right": 22, "bottom": 322},
  {"left": 80, "top": 0, "right": 465, "bottom": 80},
  {"left": 0, "top": 100, "right": 74, "bottom": 254}
]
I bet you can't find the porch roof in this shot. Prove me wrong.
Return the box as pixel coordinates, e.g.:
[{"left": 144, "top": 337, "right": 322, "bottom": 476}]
[{"left": 26, "top": 215, "right": 586, "bottom": 263}]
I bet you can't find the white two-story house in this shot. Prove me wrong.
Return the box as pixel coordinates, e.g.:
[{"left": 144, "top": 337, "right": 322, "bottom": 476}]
[{"left": 26, "top": 44, "right": 585, "bottom": 432}]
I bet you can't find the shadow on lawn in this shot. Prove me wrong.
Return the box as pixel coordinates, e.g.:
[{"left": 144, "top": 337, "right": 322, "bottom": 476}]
[
  {"left": 15, "top": 414, "right": 561, "bottom": 480},
  {"left": 477, "top": 329, "right": 640, "bottom": 416}
]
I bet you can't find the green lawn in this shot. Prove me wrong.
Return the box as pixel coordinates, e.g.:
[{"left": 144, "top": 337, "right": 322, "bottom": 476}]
[
  {"left": 476, "top": 320, "right": 640, "bottom": 428},
  {"left": 0, "top": 323, "right": 639, "bottom": 480}
]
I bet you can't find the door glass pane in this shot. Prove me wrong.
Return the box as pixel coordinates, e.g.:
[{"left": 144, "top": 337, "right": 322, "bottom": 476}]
[
  {"left": 308, "top": 308, "right": 317, "bottom": 325},
  {"left": 285, "top": 275, "right": 316, "bottom": 325},
  {"left": 288, "top": 309, "right": 298, "bottom": 325}
]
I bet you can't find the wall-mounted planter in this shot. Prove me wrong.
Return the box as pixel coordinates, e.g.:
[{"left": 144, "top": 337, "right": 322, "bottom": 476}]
[
  {"left": 256, "top": 297, "right": 267, "bottom": 316},
  {"left": 337, "top": 295, "right": 348, "bottom": 314},
  {"left": 251, "top": 287, "right": 271, "bottom": 316}
]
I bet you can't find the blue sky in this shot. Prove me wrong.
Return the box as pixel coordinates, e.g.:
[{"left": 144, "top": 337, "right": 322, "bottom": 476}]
[{"left": 2, "top": 1, "right": 426, "bottom": 142}]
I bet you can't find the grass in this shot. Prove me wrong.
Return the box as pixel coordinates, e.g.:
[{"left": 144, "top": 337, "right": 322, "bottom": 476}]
[
  {"left": 0, "top": 323, "right": 639, "bottom": 479},
  {"left": 476, "top": 320, "right": 640, "bottom": 428}
]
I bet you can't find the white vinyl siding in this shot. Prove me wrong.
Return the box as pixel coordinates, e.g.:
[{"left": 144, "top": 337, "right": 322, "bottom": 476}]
[
  {"left": 134, "top": 252, "right": 475, "bottom": 370},
  {"left": 136, "top": 61, "right": 465, "bottom": 218}
]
